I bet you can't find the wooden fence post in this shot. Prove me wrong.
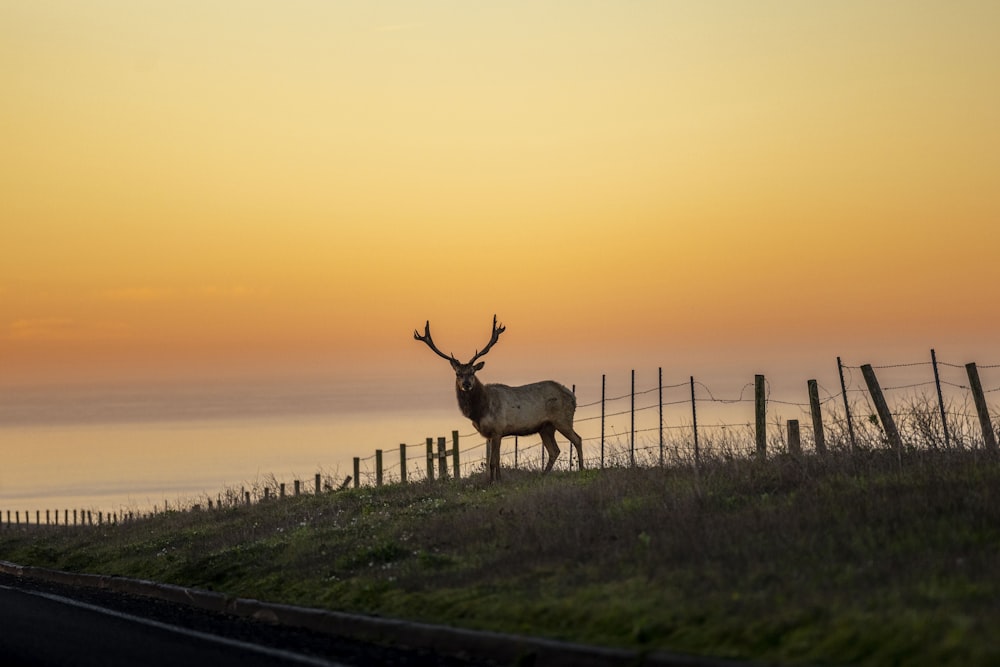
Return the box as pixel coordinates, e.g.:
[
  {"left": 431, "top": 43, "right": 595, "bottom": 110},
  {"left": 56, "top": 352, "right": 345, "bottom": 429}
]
[
  {"left": 601, "top": 373, "right": 606, "bottom": 469},
  {"left": 452, "top": 430, "right": 461, "bottom": 479},
  {"left": 861, "top": 364, "right": 904, "bottom": 455},
  {"left": 315, "top": 473, "right": 321, "bottom": 494},
  {"left": 437, "top": 437, "right": 447, "bottom": 479},
  {"left": 280, "top": 483, "right": 286, "bottom": 499},
  {"left": 808, "top": 379, "right": 827, "bottom": 454},
  {"left": 690, "top": 376, "right": 699, "bottom": 468},
  {"left": 353, "top": 457, "right": 361, "bottom": 488},
  {"left": 399, "top": 443, "right": 407, "bottom": 483},
  {"left": 965, "top": 362, "right": 998, "bottom": 452},
  {"left": 630, "top": 369, "right": 636, "bottom": 467},
  {"left": 755, "top": 374, "right": 767, "bottom": 460},
  {"left": 931, "top": 349, "right": 951, "bottom": 448},
  {"left": 294, "top": 480, "right": 301, "bottom": 496},
  {"left": 787, "top": 419, "right": 801, "bottom": 455},
  {"left": 426, "top": 437, "right": 435, "bottom": 481},
  {"left": 375, "top": 449, "right": 383, "bottom": 486},
  {"left": 658, "top": 367, "right": 664, "bottom": 466},
  {"left": 837, "top": 356, "right": 857, "bottom": 452},
  {"left": 569, "top": 384, "right": 576, "bottom": 471}
]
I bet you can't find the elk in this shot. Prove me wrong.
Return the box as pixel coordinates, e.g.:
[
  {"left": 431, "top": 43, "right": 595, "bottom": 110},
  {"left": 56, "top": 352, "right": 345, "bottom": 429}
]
[{"left": 414, "top": 315, "right": 583, "bottom": 482}]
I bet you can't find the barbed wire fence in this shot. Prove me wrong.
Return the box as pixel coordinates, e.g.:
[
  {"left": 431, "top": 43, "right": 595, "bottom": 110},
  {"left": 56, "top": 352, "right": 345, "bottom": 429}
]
[
  {"left": 348, "top": 348, "right": 999, "bottom": 488},
  {"left": 3, "top": 350, "right": 998, "bottom": 527}
]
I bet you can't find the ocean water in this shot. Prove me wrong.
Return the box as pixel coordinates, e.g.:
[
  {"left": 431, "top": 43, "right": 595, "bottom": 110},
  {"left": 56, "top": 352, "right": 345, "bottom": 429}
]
[{"left": 0, "top": 378, "right": 467, "bottom": 517}]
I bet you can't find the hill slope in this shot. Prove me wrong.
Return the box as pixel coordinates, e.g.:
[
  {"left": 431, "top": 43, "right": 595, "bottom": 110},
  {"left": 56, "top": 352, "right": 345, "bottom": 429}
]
[{"left": 2, "top": 450, "right": 999, "bottom": 666}]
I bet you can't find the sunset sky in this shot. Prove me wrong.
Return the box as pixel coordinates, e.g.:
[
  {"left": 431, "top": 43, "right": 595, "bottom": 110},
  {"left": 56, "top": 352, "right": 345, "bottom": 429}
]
[{"left": 3, "top": 1, "right": 999, "bottom": 390}]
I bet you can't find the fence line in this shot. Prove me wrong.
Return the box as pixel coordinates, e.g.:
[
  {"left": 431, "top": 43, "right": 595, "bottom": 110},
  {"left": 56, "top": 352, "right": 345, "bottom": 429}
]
[
  {"left": 330, "top": 351, "right": 1000, "bottom": 482},
  {"left": 3, "top": 350, "right": 997, "bottom": 530}
]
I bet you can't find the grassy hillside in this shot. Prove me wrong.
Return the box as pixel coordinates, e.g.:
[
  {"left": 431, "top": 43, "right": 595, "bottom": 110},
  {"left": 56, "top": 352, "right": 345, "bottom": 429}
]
[{"left": 2, "top": 449, "right": 999, "bottom": 666}]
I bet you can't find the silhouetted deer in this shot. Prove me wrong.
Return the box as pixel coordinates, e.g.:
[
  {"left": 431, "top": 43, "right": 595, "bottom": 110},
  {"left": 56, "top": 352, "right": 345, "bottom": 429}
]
[{"left": 414, "top": 315, "right": 583, "bottom": 482}]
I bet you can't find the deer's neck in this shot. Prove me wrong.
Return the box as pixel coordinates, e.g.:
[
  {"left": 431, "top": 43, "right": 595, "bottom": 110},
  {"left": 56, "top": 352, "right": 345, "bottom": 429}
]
[{"left": 456, "top": 378, "right": 488, "bottom": 423}]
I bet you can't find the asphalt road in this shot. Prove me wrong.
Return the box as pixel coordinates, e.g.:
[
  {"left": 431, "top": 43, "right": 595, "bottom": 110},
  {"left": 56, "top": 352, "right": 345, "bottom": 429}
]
[{"left": 0, "top": 573, "right": 484, "bottom": 667}]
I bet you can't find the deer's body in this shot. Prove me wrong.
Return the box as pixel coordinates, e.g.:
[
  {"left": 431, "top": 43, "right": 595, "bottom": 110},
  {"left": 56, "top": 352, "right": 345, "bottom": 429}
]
[
  {"left": 458, "top": 379, "right": 576, "bottom": 438},
  {"left": 415, "top": 316, "right": 583, "bottom": 482}
]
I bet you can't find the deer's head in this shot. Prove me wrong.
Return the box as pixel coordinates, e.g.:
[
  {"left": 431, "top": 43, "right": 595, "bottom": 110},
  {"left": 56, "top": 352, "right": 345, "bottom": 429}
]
[
  {"left": 414, "top": 315, "right": 506, "bottom": 393},
  {"left": 450, "top": 359, "right": 485, "bottom": 392}
]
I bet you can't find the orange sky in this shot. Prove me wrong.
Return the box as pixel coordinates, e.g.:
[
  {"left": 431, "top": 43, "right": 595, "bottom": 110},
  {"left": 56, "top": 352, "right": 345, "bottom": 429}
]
[{"left": 2, "top": 1, "right": 999, "bottom": 388}]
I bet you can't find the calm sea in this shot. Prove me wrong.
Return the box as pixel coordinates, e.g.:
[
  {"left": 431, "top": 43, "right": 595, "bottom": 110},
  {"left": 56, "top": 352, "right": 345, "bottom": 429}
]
[{"left": 0, "top": 378, "right": 466, "bottom": 516}]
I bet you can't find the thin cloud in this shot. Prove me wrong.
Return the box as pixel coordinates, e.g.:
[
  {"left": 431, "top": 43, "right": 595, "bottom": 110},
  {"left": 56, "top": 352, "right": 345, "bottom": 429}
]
[
  {"left": 198, "top": 285, "right": 272, "bottom": 299},
  {"left": 94, "top": 286, "right": 271, "bottom": 302},
  {"left": 97, "top": 287, "right": 178, "bottom": 302},
  {"left": 7, "top": 318, "right": 131, "bottom": 342},
  {"left": 8, "top": 318, "right": 75, "bottom": 341}
]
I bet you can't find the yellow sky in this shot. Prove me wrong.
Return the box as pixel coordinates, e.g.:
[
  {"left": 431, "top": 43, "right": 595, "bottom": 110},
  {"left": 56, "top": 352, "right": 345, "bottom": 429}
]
[{"left": 2, "top": 1, "right": 999, "bottom": 386}]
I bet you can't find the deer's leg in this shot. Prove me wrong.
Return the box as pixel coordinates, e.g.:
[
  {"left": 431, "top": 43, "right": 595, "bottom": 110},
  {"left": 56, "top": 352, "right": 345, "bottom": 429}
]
[
  {"left": 556, "top": 425, "right": 585, "bottom": 470},
  {"left": 540, "top": 425, "right": 560, "bottom": 474},
  {"left": 489, "top": 436, "right": 502, "bottom": 482}
]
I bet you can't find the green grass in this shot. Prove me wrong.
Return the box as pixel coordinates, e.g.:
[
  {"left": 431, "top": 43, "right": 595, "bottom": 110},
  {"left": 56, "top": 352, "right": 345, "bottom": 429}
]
[{"left": 3, "top": 449, "right": 1000, "bottom": 666}]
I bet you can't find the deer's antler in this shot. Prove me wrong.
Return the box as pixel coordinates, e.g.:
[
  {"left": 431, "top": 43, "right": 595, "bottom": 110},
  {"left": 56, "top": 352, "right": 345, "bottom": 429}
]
[
  {"left": 469, "top": 314, "right": 506, "bottom": 364},
  {"left": 414, "top": 321, "right": 457, "bottom": 363}
]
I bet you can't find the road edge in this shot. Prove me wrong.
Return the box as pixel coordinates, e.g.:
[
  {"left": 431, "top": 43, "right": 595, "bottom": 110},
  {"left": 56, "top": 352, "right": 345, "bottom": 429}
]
[{"left": 0, "top": 559, "right": 758, "bottom": 667}]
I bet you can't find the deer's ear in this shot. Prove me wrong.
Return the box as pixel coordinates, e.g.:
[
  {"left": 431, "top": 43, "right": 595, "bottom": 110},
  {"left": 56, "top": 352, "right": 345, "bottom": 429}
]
[
  {"left": 473, "top": 362, "right": 485, "bottom": 372},
  {"left": 450, "top": 359, "right": 461, "bottom": 371}
]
